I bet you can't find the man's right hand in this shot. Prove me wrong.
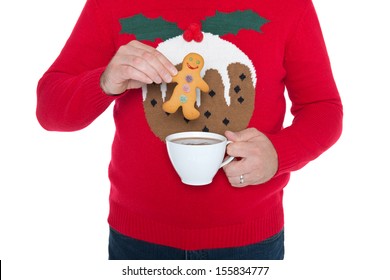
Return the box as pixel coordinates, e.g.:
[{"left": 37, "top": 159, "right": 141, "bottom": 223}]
[{"left": 100, "top": 40, "right": 178, "bottom": 95}]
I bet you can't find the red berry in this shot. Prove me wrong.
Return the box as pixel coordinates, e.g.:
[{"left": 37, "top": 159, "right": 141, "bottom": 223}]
[
  {"left": 183, "top": 23, "right": 203, "bottom": 42},
  {"left": 183, "top": 29, "right": 193, "bottom": 42},
  {"left": 193, "top": 31, "right": 204, "bottom": 42}
]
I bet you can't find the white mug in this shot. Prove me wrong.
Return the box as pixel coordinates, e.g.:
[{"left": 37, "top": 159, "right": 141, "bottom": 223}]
[{"left": 166, "top": 131, "right": 234, "bottom": 186}]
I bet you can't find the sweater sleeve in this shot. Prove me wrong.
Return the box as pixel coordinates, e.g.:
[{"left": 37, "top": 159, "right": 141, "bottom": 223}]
[
  {"left": 36, "top": 0, "right": 119, "bottom": 131},
  {"left": 267, "top": 1, "right": 343, "bottom": 176}
]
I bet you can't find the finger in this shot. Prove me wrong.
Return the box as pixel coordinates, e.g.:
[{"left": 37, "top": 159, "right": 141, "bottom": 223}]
[
  {"left": 225, "top": 128, "right": 262, "bottom": 142},
  {"left": 130, "top": 41, "right": 178, "bottom": 75},
  {"left": 120, "top": 52, "right": 164, "bottom": 84},
  {"left": 103, "top": 46, "right": 157, "bottom": 86},
  {"left": 126, "top": 79, "right": 147, "bottom": 89},
  {"left": 129, "top": 41, "right": 175, "bottom": 71},
  {"left": 116, "top": 43, "right": 163, "bottom": 84},
  {"left": 223, "top": 158, "right": 244, "bottom": 182},
  {"left": 223, "top": 157, "right": 251, "bottom": 177},
  {"left": 227, "top": 173, "right": 250, "bottom": 188},
  {"left": 226, "top": 140, "right": 259, "bottom": 159},
  {"left": 121, "top": 64, "right": 155, "bottom": 85},
  {"left": 126, "top": 41, "right": 178, "bottom": 83},
  {"left": 101, "top": 63, "right": 152, "bottom": 94}
]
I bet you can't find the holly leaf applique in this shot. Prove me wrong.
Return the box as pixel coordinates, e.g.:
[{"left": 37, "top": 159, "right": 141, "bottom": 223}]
[
  {"left": 202, "top": 10, "right": 269, "bottom": 36},
  {"left": 119, "top": 11, "right": 269, "bottom": 42},
  {"left": 120, "top": 14, "right": 182, "bottom": 41}
]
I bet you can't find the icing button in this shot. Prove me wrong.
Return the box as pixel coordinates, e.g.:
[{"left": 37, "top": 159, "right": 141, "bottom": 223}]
[
  {"left": 185, "top": 75, "right": 193, "bottom": 83},
  {"left": 180, "top": 95, "right": 188, "bottom": 104},
  {"left": 183, "top": 84, "right": 190, "bottom": 93}
]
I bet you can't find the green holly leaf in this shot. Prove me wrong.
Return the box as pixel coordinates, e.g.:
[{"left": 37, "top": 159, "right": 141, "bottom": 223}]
[
  {"left": 120, "top": 14, "right": 182, "bottom": 41},
  {"left": 202, "top": 10, "right": 269, "bottom": 36}
]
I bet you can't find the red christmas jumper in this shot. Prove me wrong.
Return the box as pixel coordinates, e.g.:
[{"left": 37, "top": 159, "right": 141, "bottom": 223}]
[{"left": 36, "top": 0, "right": 343, "bottom": 250}]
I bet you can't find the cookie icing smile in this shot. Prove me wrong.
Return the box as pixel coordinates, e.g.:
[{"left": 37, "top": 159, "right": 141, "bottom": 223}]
[{"left": 186, "top": 62, "right": 199, "bottom": 70}]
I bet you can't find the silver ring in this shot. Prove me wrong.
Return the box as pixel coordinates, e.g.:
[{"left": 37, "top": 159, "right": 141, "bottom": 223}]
[{"left": 239, "top": 174, "right": 244, "bottom": 184}]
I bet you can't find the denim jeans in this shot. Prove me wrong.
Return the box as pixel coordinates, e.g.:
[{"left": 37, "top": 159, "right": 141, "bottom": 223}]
[{"left": 108, "top": 227, "right": 284, "bottom": 260}]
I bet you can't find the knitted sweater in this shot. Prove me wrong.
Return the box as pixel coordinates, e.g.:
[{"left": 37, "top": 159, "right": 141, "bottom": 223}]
[{"left": 36, "top": 0, "right": 343, "bottom": 250}]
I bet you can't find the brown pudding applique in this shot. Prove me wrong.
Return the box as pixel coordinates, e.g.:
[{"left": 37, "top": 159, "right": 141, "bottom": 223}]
[{"left": 143, "top": 62, "right": 255, "bottom": 141}]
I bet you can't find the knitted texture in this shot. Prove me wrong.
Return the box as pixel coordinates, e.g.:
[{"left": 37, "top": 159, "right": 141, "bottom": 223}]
[{"left": 36, "top": 0, "right": 342, "bottom": 250}]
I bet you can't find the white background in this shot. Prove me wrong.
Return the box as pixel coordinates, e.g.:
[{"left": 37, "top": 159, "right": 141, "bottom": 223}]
[{"left": 0, "top": 0, "right": 389, "bottom": 279}]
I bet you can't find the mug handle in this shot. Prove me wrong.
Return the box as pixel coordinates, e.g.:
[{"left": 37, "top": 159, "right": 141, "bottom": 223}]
[{"left": 220, "top": 141, "right": 235, "bottom": 168}]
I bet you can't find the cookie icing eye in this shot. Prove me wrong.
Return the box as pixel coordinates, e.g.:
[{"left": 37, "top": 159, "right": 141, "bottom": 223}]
[
  {"left": 196, "top": 60, "right": 200, "bottom": 65},
  {"left": 185, "top": 75, "right": 193, "bottom": 83}
]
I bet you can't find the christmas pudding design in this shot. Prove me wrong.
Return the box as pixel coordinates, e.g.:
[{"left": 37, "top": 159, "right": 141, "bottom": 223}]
[{"left": 120, "top": 11, "right": 268, "bottom": 141}]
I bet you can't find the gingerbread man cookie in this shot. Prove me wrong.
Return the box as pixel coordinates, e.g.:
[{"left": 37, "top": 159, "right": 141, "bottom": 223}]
[{"left": 162, "top": 53, "right": 209, "bottom": 120}]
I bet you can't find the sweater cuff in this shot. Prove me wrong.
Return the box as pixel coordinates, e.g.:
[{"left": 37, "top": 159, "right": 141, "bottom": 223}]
[{"left": 265, "top": 129, "right": 300, "bottom": 177}]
